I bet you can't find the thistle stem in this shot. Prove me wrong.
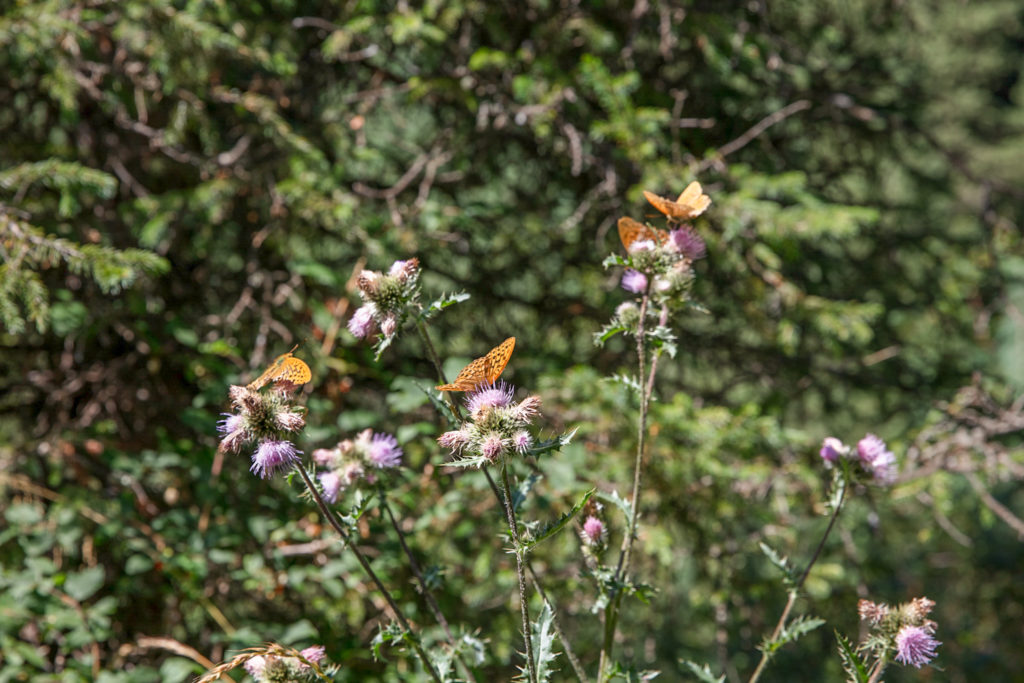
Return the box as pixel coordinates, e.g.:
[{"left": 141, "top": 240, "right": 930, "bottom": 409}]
[
  {"left": 294, "top": 463, "right": 442, "bottom": 683},
  {"left": 598, "top": 290, "right": 658, "bottom": 681},
  {"left": 379, "top": 492, "right": 479, "bottom": 683},
  {"left": 500, "top": 463, "right": 539, "bottom": 683},
  {"left": 746, "top": 480, "right": 848, "bottom": 683}
]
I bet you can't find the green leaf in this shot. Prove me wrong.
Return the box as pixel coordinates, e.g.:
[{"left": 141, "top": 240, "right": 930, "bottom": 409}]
[
  {"left": 835, "top": 630, "right": 871, "bottom": 683},
  {"left": 63, "top": 566, "right": 105, "bottom": 602},
  {"left": 528, "top": 602, "right": 561, "bottom": 682},
  {"left": 596, "top": 489, "right": 634, "bottom": 525},
  {"left": 680, "top": 660, "right": 725, "bottom": 683},
  {"left": 525, "top": 428, "right": 578, "bottom": 458},
  {"left": 523, "top": 488, "right": 595, "bottom": 552},
  {"left": 420, "top": 291, "right": 470, "bottom": 320}
]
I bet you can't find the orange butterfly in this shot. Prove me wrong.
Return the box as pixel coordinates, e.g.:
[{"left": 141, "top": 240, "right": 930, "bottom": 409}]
[
  {"left": 618, "top": 216, "right": 668, "bottom": 251},
  {"left": 642, "top": 181, "right": 711, "bottom": 221},
  {"left": 247, "top": 346, "right": 312, "bottom": 390},
  {"left": 436, "top": 337, "right": 516, "bottom": 391}
]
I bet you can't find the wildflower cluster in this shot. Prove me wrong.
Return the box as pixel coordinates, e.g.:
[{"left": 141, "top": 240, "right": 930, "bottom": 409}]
[
  {"left": 218, "top": 384, "right": 305, "bottom": 479},
  {"left": 244, "top": 645, "right": 328, "bottom": 682},
  {"left": 312, "top": 429, "right": 403, "bottom": 503},
  {"left": 437, "top": 381, "right": 542, "bottom": 468},
  {"left": 819, "top": 433, "right": 898, "bottom": 485},
  {"left": 348, "top": 258, "right": 421, "bottom": 350},
  {"left": 857, "top": 597, "right": 941, "bottom": 670},
  {"left": 617, "top": 226, "right": 704, "bottom": 306}
]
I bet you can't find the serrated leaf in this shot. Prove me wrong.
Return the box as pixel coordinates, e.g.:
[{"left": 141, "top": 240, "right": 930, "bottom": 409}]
[
  {"left": 595, "top": 323, "right": 627, "bottom": 345},
  {"left": 420, "top": 291, "right": 470, "bottom": 320},
  {"left": 525, "top": 428, "right": 578, "bottom": 458},
  {"left": 523, "top": 488, "right": 595, "bottom": 552},
  {"left": 758, "top": 541, "right": 798, "bottom": 588},
  {"left": 835, "top": 630, "right": 871, "bottom": 683},
  {"left": 513, "top": 472, "right": 542, "bottom": 512},
  {"left": 602, "top": 253, "right": 630, "bottom": 268},
  {"left": 604, "top": 373, "right": 643, "bottom": 395},
  {"left": 680, "top": 660, "right": 725, "bottom": 683},
  {"left": 597, "top": 489, "right": 634, "bottom": 525},
  {"left": 528, "top": 602, "right": 561, "bottom": 682}
]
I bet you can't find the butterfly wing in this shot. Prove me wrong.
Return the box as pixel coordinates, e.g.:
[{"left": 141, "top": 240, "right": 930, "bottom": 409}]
[
  {"left": 642, "top": 191, "right": 677, "bottom": 218},
  {"left": 484, "top": 337, "right": 515, "bottom": 383},
  {"left": 646, "top": 182, "right": 711, "bottom": 220},
  {"left": 436, "top": 355, "right": 490, "bottom": 391},
  {"left": 277, "top": 357, "right": 312, "bottom": 385},
  {"left": 618, "top": 216, "right": 661, "bottom": 250}
]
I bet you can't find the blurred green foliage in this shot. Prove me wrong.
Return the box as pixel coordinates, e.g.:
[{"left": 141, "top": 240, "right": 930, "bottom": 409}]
[{"left": 1, "top": 0, "right": 1023, "bottom": 681}]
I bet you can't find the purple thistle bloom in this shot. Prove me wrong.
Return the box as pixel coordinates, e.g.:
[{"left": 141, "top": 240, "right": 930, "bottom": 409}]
[
  {"left": 895, "top": 625, "right": 940, "bottom": 668},
  {"left": 312, "top": 448, "right": 336, "bottom": 467},
  {"left": 347, "top": 304, "right": 376, "bottom": 339},
  {"left": 388, "top": 260, "right": 409, "bottom": 277},
  {"left": 319, "top": 471, "right": 342, "bottom": 504},
  {"left": 217, "top": 413, "right": 244, "bottom": 435},
  {"left": 857, "top": 433, "right": 898, "bottom": 484},
  {"left": 581, "top": 515, "right": 605, "bottom": 546},
  {"left": 819, "top": 437, "right": 846, "bottom": 464},
  {"left": 621, "top": 269, "right": 648, "bottom": 293},
  {"left": 670, "top": 226, "right": 707, "bottom": 260},
  {"left": 857, "top": 433, "right": 888, "bottom": 465},
  {"left": 298, "top": 645, "right": 326, "bottom": 668},
  {"left": 512, "top": 395, "right": 543, "bottom": 424},
  {"left": 480, "top": 434, "right": 506, "bottom": 461},
  {"left": 512, "top": 430, "right": 532, "bottom": 453},
  {"left": 275, "top": 411, "right": 305, "bottom": 432},
  {"left": 367, "top": 432, "right": 403, "bottom": 468},
  {"left": 381, "top": 313, "right": 398, "bottom": 338},
  {"left": 342, "top": 461, "right": 365, "bottom": 485},
  {"left": 251, "top": 439, "right": 301, "bottom": 479},
  {"left": 467, "top": 381, "right": 515, "bottom": 415}
]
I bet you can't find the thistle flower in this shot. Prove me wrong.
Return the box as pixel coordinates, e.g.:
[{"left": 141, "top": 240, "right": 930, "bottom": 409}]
[
  {"left": 244, "top": 656, "right": 267, "bottom": 678},
  {"left": 298, "top": 645, "right": 327, "bottom": 668},
  {"left": 438, "top": 428, "right": 472, "bottom": 452},
  {"left": 857, "top": 599, "right": 890, "bottom": 624},
  {"left": 381, "top": 313, "right": 398, "bottom": 339},
  {"left": 357, "top": 270, "right": 381, "bottom": 297},
  {"left": 581, "top": 515, "right": 606, "bottom": 546},
  {"left": 217, "top": 413, "right": 244, "bottom": 435},
  {"left": 480, "top": 434, "right": 506, "bottom": 461},
  {"left": 242, "top": 646, "right": 329, "bottom": 682},
  {"left": 857, "top": 433, "right": 898, "bottom": 484},
  {"left": 348, "top": 304, "right": 377, "bottom": 339},
  {"left": 367, "top": 433, "right": 403, "bottom": 468},
  {"left": 819, "top": 437, "right": 846, "bottom": 464},
  {"left": 621, "top": 269, "right": 648, "bottom": 293},
  {"left": 467, "top": 381, "right": 515, "bottom": 415},
  {"left": 895, "top": 625, "right": 941, "bottom": 668},
  {"left": 512, "top": 430, "right": 532, "bottom": 454},
  {"left": 669, "top": 225, "right": 707, "bottom": 260},
  {"left": 319, "top": 471, "right": 342, "bottom": 504},
  {"left": 275, "top": 411, "right": 305, "bottom": 432},
  {"left": 905, "top": 596, "right": 936, "bottom": 622},
  {"left": 251, "top": 439, "right": 301, "bottom": 479}
]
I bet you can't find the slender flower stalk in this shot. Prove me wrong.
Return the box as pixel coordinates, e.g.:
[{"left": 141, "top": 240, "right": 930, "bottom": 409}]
[
  {"left": 418, "top": 318, "right": 589, "bottom": 683},
  {"left": 500, "top": 462, "right": 538, "bottom": 683},
  {"left": 598, "top": 288, "right": 658, "bottom": 681},
  {"left": 379, "top": 491, "right": 479, "bottom": 683},
  {"left": 293, "top": 463, "right": 443, "bottom": 683},
  {"left": 746, "top": 480, "right": 848, "bottom": 683}
]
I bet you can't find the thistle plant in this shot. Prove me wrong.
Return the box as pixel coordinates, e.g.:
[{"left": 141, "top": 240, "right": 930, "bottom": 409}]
[
  {"left": 837, "top": 597, "right": 941, "bottom": 681},
  {"left": 217, "top": 384, "right": 306, "bottom": 479}
]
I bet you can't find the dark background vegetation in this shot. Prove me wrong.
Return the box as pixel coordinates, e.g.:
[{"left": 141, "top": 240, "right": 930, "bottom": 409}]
[{"left": 2, "top": 1, "right": 1024, "bottom": 681}]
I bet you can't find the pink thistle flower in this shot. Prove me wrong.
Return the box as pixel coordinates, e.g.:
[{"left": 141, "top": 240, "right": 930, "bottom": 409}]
[
  {"left": 312, "top": 448, "right": 336, "bottom": 466},
  {"left": 895, "top": 625, "right": 941, "bottom": 668},
  {"left": 217, "top": 413, "right": 244, "bottom": 435},
  {"left": 857, "top": 433, "right": 889, "bottom": 465},
  {"left": 857, "top": 433, "right": 898, "bottom": 484},
  {"left": 367, "top": 432, "right": 402, "bottom": 468},
  {"left": 381, "top": 312, "right": 398, "bottom": 338},
  {"left": 512, "top": 430, "right": 532, "bottom": 453},
  {"left": 275, "top": 411, "right": 305, "bottom": 432},
  {"left": 621, "top": 269, "right": 648, "bottom": 293},
  {"left": 907, "top": 597, "right": 936, "bottom": 621},
  {"left": 243, "top": 655, "right": 267, "bottom": 677},
  {"left": 467, "top": 381, "right": 515, "bottom": 415},
  {"left": 342, "top": 461, "right": 365, "bottom": 486},
  {"left": 319, "top": 471, "right": 342, "bottom": 504},
  {"left": 820, "top": 437, "right": 846, "bottom": 464},
  {"left": 669, "top": 226, "right": 706, "bottom": 260},
  {"left": 229, "top": 384, "right": 260, "bottom": 412},
  {"left": 628, "top": 239, "right": 655, "bottom": 254},
  {"left": 858, "top": 599, "right": 890, "bottom": 624},
  {"left": 512, "top": 395, "right": 542, "bottom": 423},
  {"left": 347, "top": 304, "right": 377, "bottom": 339},
  {"left": 388, "top": 258, "right": 419, "bottom": 282},
  {"left": 480, "top": 434, "right": 506, "bottom": 461},
  {"left": 581, "top": 515, "right": 605, "bottom": 546},
  {"left": 251, "top": 439, "right": 301, "bottom": 479},
  {"left": 438, "top": 429, "right": 471, "bottom": 452},
  {"left": 357, "top": 270, "right": 381, "bottom": 297},
  {"left": 298, "top": 645, "right": 326, "bottom": 668}
]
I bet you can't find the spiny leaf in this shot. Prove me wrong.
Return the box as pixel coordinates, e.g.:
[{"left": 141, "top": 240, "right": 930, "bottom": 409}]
[
  {"left": 420, "top": 291, "right": 471, "bottom": 320},
  {"left": 835, "top": 630, "right": 871, "bottom": 683},
  {"left": 523, "top": 488, "right": 595, "bottom": 552},
  {"left": 680, "top": 660, "right": 725, "bottom": 683}
]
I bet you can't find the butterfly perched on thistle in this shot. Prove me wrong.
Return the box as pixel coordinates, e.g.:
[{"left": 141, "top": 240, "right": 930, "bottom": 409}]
[
  {"left": 247, "top": 346, "right": 312, "bottom": 390},
  {"left": 436, "top": 337, "right": 516, "bottom": 392},
  {"left": 642, "top": 181, "right": 711, "bottom": 221},
  {"left": 617, "top": 216, "right": 668, "bottom": 252}
]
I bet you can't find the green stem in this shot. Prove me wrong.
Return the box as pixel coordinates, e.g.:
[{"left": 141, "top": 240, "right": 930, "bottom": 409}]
[
  {"left": 500, "top": 462, "right": 538, "bottom": 683},
  {"left": 599, "top": 288, "right": 655, "bottom": 681},
  {"left": 294, "top": 463, "right": 442, "bottom": 683},
  {"left": 379, "top": 491, "right": 479, "bottom": 683},
  {"left": 747, "top": 479, "right": 848, "bottom": 683}
]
